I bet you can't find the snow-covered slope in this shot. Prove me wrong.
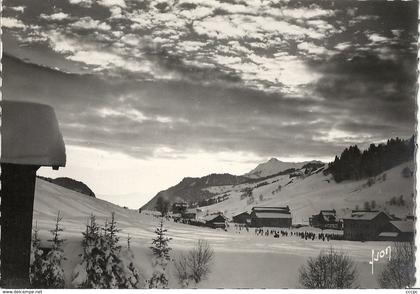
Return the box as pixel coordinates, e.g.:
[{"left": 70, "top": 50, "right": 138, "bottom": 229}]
[
  {"left": 244, "top": 158, "right": 322, "bottom": 178},
  {"left": 30, "top": 175, "right": 406, "bottom": 288},
  {"left": 201, "top": 161, "right": 415, "bottom": 223}
]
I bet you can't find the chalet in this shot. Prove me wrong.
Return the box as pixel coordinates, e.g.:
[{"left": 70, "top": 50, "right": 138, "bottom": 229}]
[
  {"left": 172, "top": 202, "right": 188, "bottom": 214},
  {"left": 232, "top": 212, "right": 251, "bottom": 224},
  {"left": 343, "top": 210, "right": 391, "bottom": 241},
  {"left": 204, "top": 214, "right": 228, "bottom": 229},
  {"left": 378, "top": 220, "right": 415, "bottom": 241},
  {"left": 182, "top": 208, "right": 197, "bottom": 221},
  {"left": 309, "top": 209, "right": 341, "bottom": 229},
  {"left": 170, "top": 213, "right": 182, "bottom": 222},
  {"left": 181, "top": 208, "right": 201, "bottom": 221},
  {"left": 250, "top": 206, "right": 292, "bottom": 228}
]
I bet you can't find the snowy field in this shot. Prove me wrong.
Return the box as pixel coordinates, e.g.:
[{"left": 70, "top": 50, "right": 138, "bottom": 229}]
[{"left": 33, "top": 179, "right": 392, "bottom": 288}]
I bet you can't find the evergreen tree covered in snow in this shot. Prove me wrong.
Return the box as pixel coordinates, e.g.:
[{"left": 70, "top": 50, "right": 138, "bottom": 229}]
[
  {"left": 73, "top": 215, "right": 104, "bottom": 288},
  {"left": 42, "top": 211, "right": 66, "bottom": 288},
  {"left": 30, "top": 222, "right": 45, "bottom": 288},
  {"left": 126, "top": 262, "right": 143, "bottom": 288},
  {"left": 30, "top": 214, "right": 67, "bottom": 288},
  {"left": 73, "top": 213, "right": 145, "bottom": 289},
  {"left": 148, "top": 218, "right": 172, "bottom": 288},
  {"left": 121, "top": 235, "right": 146, "bottom": 289},
  {"left": 101, "top": 212, "right": 126, "bottom": 288}
]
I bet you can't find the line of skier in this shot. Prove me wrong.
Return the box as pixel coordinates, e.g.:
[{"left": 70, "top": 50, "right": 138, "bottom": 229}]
[{"left": 233, "top": 224, "right": 343, "bottom": 241}]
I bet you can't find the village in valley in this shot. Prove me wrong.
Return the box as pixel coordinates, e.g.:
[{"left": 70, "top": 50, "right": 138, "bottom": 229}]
[
  {"left": 164, "top": 203, "right": 414, "bottom": 243},
  {"left": 140, "top": 137, "right": 415, "bottom": 246}
]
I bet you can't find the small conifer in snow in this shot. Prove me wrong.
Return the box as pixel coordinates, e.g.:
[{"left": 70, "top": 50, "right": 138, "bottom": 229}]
[
  {"left": 30, "top": 222, "right": 45, "bottom": 288},
  {"left": 42, "top": 211, "right": 66, "bottom": 288},
  {"left": 73, "top": 213, "right": 143, "bottom": 289},
  {"left": 102, "top": 212, "right": 126, "bottom": 288},
  {"left": 73, "top": 214, "right": 104, "bottom": 288},
  {"left": 148, "top": 218, "right": 172, "bottom": 288},
  {"left": 121, "top": 234, "right": 145, "bottom": 288}
]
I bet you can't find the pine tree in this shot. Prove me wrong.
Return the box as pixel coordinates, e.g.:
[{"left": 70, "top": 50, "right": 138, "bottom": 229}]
[
  {"left": 73, "top": 213, "right": 137, "bottom": 289},
  {"left": 126, "top": 262, "right": 143, "bottom": 288},
  {"left": 150, "top": 218, "right": 172, "bottom": 261},
  {"left": 30, "top": 222, "right": 45, "bottom": 288},
  {"left": 121, "top": 235, "right": 145, "bottom": 289},
  {"left": 102, "top": 212, "right": 126, "bottom": 288},
  {"left": 42, "top": 211, "right": 66, "bottom": 288},
  {"left": 73, "top": 215, "right": 104, "bottom": 288},
  {"left": 328, "top": 136, "right": 415, "bottom": 182},
  {"left": 148, "top": 218, "right": 172, "bottom": 288}
]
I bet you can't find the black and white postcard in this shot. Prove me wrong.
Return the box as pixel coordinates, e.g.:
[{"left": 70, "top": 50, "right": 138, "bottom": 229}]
[{"left": 1, "top": 0, "right": 417, "bottom": 290}]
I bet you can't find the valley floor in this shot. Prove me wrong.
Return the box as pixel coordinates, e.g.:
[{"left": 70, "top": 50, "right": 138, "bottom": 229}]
[{"left": 37, "top": 212, "right": 390, "bottom": 288}]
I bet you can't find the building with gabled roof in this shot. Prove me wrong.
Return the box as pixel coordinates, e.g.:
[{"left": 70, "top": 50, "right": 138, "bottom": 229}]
[
  {"left": 343, "top": 210, "right": 391, "bottom": 241},
  {"left": 378, "top": 220, "right": 415, "bottom": 241},
  {"left": 203, "top": 214, "right": 228, "bottom": 229},
  {"left": 250, "top": 206, "right": 292, "bottom": 228},
  {"left": 309, "top": 209, "right": 341, "bottom": 229},
  {"left": 182, "top": 208, "right": 198, "bottom": 220},
  {"left": 232, "top": 212, "right": 251, "bottom": 224}
]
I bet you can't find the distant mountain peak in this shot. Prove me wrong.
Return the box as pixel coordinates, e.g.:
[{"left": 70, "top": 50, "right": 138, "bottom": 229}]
[{"left": 244, "top": 158, "right": 323, "bottom": 179}]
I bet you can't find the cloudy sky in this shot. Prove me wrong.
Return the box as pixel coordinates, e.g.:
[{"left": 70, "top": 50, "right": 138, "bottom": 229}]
[{"left": 2, "top": 0, "right": 417, "bottom": 208}]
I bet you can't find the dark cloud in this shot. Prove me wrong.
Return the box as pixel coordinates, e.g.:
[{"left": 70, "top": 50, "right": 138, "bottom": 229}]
[
  {"left": 2, "top": 0, "right": 417, "bottom": 161},
  {"left": 311, "top": 52, "right": 416, "bottom": 134},
  {"left": 2, "top": 54, "right": 343, "bottom": 159}
]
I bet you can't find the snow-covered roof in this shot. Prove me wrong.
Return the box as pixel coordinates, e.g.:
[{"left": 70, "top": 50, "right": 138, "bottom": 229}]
[
  {"left": 1, "top": 101, "right": 66, "bottom": 167},
  {"left": 202, "top": 214, "right": 227, "bottom": 222},
  {"left": 343, "top": 211, "right": 387, "bottom": 221},
  {"left": 173, "top": 202, "right": 188, "bottom": 206},
  {"left": 185, "top": 208, "right": 197, "bottom": 214},
  {"left": 254, "top": 212, "right": 292, "bottom": 219},
  {"left": 233, "top": 212, "right": 250, "bottom": 217},
  {"left": 378, "top": 232, "right": 399, "bottom": 237},
  {"left": 252, "top": 206, "right": 290, "bottom": 213},
  {"left": 390, "top": 221, "right": 414, "bottom": 233}
]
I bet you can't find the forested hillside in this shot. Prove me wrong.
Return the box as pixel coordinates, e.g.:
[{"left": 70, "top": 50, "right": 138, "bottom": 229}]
[{"left": 326, "top": 136, "right": 415, "bottom": 182}]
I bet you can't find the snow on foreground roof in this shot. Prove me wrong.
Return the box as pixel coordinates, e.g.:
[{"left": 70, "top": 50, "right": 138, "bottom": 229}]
[{"left": 1, "top": 100, "right": 66, "bottom": 167}]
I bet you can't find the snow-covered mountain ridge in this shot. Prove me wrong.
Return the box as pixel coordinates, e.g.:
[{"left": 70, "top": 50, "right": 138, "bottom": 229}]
[{"left": 244, "top": 158, "right": 324, "bottom": 179}]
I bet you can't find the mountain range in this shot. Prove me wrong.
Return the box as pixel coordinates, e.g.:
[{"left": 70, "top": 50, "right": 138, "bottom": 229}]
[
  {"left": 141, "top": 158, "right": 324, "bottom": 210},
  {"left": 142, "top": 136, "right": 414, "bottom": 214}
]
